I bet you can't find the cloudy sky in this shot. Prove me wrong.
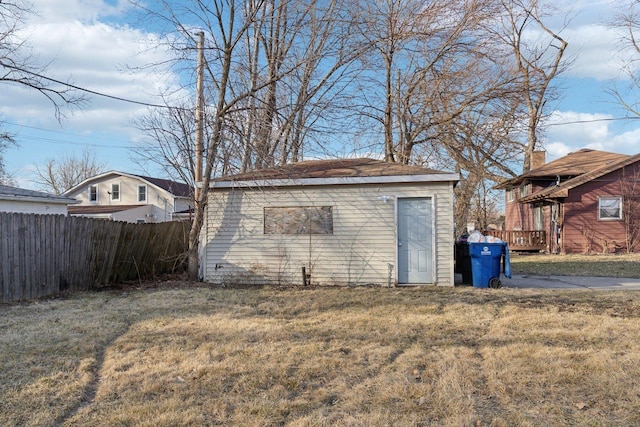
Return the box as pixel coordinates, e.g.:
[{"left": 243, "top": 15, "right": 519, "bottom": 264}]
[{"left": 1, "top": 0, "right": 639, "bottom": 189}]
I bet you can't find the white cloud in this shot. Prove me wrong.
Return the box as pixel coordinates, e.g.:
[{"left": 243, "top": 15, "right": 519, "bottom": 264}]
[
  {"left": 4, "top": 3, "right": 187, "bottom": 134},
  {"left": 607, "top": 128, "right": 640, "bottom": 154},
  {"left": 543, "top": 110, "right": 611, "bottom": 159},
  {"left": 546, "top": 110, "right": 611, "bottom": 139},
  {"left": 1, "top": 0, "right": 190, "bottom": 188},
  {"left": 542, "top": 110, "right": 640, "bottom": 160},
  {"left": 562, "top": 25, "right": 628, "bottom": 80},
  {"left": 537, "top": 0, "right": 635, "bottom": 81}
]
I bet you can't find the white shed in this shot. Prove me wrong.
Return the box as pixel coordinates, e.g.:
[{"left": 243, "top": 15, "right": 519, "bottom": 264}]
[{"left": 202, "top": 159, "right": 459, "bottom": 287}]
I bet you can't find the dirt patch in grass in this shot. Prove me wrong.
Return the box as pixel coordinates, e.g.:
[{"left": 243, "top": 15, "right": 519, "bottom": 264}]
[
  {"left": 2, "top": 283, "right": 640, "bottom": 426},
  {"left": 510, "top": 252, "right": 640, "bottom": 278}
]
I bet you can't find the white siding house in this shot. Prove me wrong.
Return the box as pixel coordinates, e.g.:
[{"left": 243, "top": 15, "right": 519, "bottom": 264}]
[
  {"left": 0, "top": 185, "right": 77, "bottom": 215},
  {"left": 202, "top": 159, "right": 459, "bottom": 287},
  {"left": 64, "top": 172, "right": 193, "bottom": 223}
]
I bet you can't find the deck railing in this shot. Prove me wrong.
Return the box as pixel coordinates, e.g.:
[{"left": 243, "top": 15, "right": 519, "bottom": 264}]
[{"left": 483, "top": 230, "right": 547, "bottom": 251}]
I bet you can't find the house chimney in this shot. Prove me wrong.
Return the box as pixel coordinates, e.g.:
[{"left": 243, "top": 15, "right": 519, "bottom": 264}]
[{"left": 531, "top": 150, "right": 546, "bottom": 170}]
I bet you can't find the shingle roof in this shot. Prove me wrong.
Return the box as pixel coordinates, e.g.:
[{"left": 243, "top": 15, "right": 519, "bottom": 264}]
[
  {"left": 0, "top": 185, "right": 78, "bottom": 204},
  {"left": 129, "top": 174, "right": 193, "bottom": 197},
  {"left": 519, "top": 152, "right": 640, "bottom": 203},
  {"left": 214, "top": 158, "right": 450, "bottom": 182},
  {"left": 496, "top": 149, "right": 630, "bottom": 189}
]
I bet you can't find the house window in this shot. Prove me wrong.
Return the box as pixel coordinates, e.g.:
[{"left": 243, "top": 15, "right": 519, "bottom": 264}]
[
  {"left": 519, "top": 183, "right": 529, "bottom": 198},
  {"left": 138, "top": 185, "right": 147, "bottom": 202},
  {"left": 264, "top": 206, "right": 333, "bottom": 235},
  {"left": 598, "top": 197, "right": 622, "bottom": 220},
  {"left": 506, "top": 189, "right": 514, "bottom": 202},
  {"left": 534, "top": 206, "right": 543, "bottom": 230},
  {"left": 111, "top": 183, "right": 120, "bottom": 201},
  {"left": 88, "top": 185, "right": 98, "bottom": 202}
]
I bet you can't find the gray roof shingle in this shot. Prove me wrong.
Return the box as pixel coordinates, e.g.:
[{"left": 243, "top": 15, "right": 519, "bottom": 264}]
[{"left": 0, "top": 185, "right": 78, "bottom": 204}]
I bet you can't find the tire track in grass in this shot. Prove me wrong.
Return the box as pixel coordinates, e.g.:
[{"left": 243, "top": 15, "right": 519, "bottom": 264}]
[{"left": 55, "top": 320, "right": 135, "bottom": 425}]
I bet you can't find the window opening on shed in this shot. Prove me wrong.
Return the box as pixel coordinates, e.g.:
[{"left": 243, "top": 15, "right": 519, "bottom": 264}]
[{"left": 264, "top": 206, "right": 333, "bottom": 235}]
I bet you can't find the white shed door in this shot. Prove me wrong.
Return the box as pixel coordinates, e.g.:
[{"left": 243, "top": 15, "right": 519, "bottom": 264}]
[{"left": 397, "top": 198, "right": 433, "bottom": 284}]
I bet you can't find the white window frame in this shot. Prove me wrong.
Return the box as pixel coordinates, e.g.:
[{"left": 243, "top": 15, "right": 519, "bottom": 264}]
[
  {"left": 138, "top": 185, "right": 147, "bottom": 202},
  {"left": 598, "top": 196, "right": 622, "bottom": 220},
  {"left": 110, "top": 183, "right": 121, "bottom": 201},
  {"left": 506, "top": 189, "right": 514, "bottom": 202},
  {"left": 88, "top": 185, "right": 98, "bottom": 203}
]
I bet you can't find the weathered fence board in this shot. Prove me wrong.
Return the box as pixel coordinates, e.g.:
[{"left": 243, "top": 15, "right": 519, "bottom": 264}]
[{"left": 0, "top": 213, "right": 188, "bottom": 303}]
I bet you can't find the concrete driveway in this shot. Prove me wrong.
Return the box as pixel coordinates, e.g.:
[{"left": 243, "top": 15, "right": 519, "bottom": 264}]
[{"left": 501, "top": 274, "right": 640, "bottom": 290}]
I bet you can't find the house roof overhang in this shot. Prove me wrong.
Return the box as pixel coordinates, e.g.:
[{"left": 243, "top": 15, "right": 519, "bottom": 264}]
[
  {"left": 495, "top": 149, "right": 631, "bottom": 190},
  {"left": 518, "top": 152, "right": 640, "bottom": 204}
]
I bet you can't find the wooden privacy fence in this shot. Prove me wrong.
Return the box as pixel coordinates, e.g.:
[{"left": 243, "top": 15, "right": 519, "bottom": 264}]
[{"left": 0, "top": 213, "right": 189, "bottom": 303}]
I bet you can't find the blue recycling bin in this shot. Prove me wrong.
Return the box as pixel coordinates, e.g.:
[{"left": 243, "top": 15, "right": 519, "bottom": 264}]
[{"left": 469, "top": 242, "right": 511, "bottom": 288}]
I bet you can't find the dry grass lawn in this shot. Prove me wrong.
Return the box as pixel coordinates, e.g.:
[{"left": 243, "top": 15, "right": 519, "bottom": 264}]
[
  {"left": 510, "top": 252, "right": 640, "bottom": 278},
  {"left": 2, "top": 282, "right": 640, "bottom": 426}
]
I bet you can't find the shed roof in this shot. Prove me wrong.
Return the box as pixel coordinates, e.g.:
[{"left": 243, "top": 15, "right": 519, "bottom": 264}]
[
  {"left": 211, "top": 158, "right": 457, "bottom": 188},
  {"left": 496, "top": 149, "right": 630, "bottom": 189},
  {"left": 0, "top": 185, "right": 78, "bottom": 204},
  {"left": 519, "top": 152, "right": 640, "bottom": 203}
]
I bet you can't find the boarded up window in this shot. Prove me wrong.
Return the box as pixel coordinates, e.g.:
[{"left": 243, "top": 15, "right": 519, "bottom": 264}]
[{"left": 264, "top": 206, "right": 333, "bottom": 235}]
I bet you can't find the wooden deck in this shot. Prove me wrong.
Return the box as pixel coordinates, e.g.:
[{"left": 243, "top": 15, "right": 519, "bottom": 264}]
[{"left": 483, "top": 230, "right": 547, "bottom": 251}]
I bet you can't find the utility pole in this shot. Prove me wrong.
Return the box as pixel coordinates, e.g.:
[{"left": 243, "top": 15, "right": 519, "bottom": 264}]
[{"left": 195, "top": 31, "right": 205, "bottom": 200}]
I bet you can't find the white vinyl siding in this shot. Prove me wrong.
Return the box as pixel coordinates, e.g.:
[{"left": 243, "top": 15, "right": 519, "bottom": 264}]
[{"left": 203, "top": 182, "right": 455, "bottom": 287}]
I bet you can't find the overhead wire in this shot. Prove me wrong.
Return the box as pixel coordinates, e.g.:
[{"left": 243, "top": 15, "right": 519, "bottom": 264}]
[
  {"left": 1, "top": 62, "right": 191, "bottom": 110},
  {"left": 3, "top": 62, "right": 640, "bottom": 133}
]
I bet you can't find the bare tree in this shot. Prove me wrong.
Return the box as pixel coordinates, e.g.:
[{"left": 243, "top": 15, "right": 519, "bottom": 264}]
[
  {"left": 131, "top": 0, "right": 365, "bottom": 280},
  {"left": 435, "top": 96, "right": 523, "bottom": 233},
  {"left": 1, "top": 0, "right": 85, "bottom": 185},
  {"left": 237, "top": 0, "right": 366, "bottom": 170},
  {"left": 130, "top": 0, "right": 291, "bottom": 280},
  {"left": 353, "top": 0, "right": 521, "bottom": 165},
  {"left": 619, "top": 164, "right": 640, "bottom": 253},
  {"left": 35, "top": 148, "right": 106, "bottom": 194},
  {"left": 609, "top": 0, "right": 640, "bottom": 117},
  {"left": 0, "top": 0, "right": 84, "bottom": 119},
  {"left": 492, "top": 0, "right": 569, "bottom": 173},
  {"left": 0, "top": 125, "right": 16, "bottom": 185}
]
